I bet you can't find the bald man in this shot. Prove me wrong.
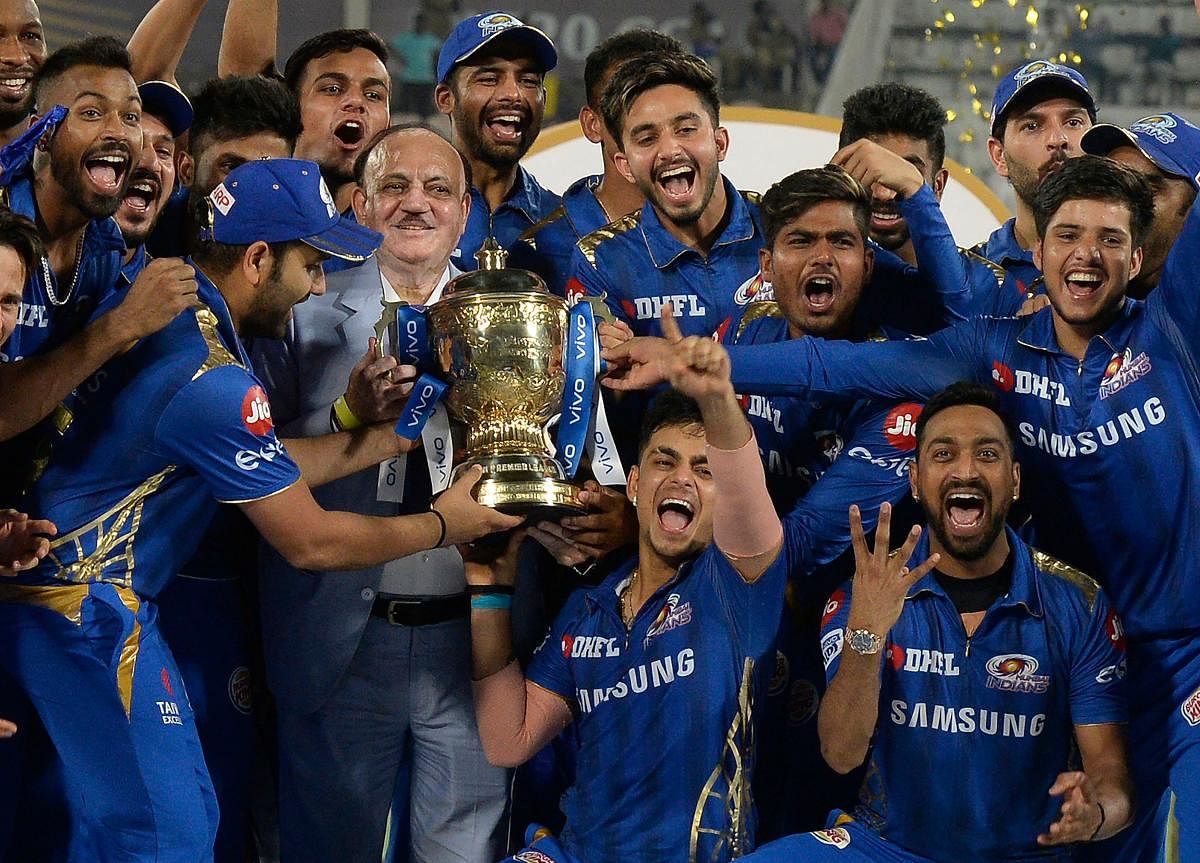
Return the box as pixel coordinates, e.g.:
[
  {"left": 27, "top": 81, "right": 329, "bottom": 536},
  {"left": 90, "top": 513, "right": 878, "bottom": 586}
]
[{"left": 250, "top": 125, "right": 509, "bottom": 863}]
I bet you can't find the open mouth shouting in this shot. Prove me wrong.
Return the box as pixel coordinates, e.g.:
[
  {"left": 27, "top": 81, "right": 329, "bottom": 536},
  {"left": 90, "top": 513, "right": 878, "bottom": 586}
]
[
  {"left": 655, "top": 162, "right": 697, "bottom": 206},
  {"left": 802, "top": 272, "right": 838, "bottom": 314},
  {"left": 120, "top": 169, "right": 161, "bottom": 216},
  {"left": 656, "top": 496, "right": 696, "bottom": 535},
  {"left": 334, "top": 119, "right": 366, "bottom": 150},
  {"left": 84, "top": 147, "right": 131, "bottom": 197},
  {"left": 1062, "top": 267, "right": 1106, "bottom": 302},
  {"left": 483, "top": 108, "right": 529, "bottom": 145},
  {"left": 944, "top": 487, "right": 989, "bottom": 538}
]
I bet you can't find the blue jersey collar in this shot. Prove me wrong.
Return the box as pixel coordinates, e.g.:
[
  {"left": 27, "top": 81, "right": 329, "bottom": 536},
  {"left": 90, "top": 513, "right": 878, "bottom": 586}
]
[
  {"left": 984, "top": 219, "right": 1036, "bottom": 268},
  {"left": 640, "top": 176, "right": 756, "bottom": 269},
  {"left": 475, "top": 164, "right": 553, "bottom": 222},
  {"left": 905, "top": 527, "right": 1043, "bottom": 617},
  {"left": 119, "top": 245, "right": 148, "bottom": 286},
  {"left": 1016, "top": 296, "right": 1139, "bottom": 356},
  {"left": 560, "top": 174, "right": 607, "bottom": 237},
  {"left": 186, "top": 256, "right": 252, "bottom": 367},
  {"left": 6, "top": 169, "right": 126, "bottom": 256}
]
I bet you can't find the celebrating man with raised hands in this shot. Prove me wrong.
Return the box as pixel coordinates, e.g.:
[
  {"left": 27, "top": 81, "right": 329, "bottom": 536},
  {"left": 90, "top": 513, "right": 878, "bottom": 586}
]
[
  {"left": 465, "top": 309, "right": 790, "bottom": 863},
  {"left": 741, "top": 382, "right": 1131, "bottom": 862},
  {"left": 606, "top": 154, "right": 1200, "bottom": 858}
]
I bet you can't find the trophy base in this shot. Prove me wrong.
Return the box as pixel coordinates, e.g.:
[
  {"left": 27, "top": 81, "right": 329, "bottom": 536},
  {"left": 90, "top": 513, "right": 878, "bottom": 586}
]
[{"left": 459, "top": 455, "right": 587, "bottom": 519}]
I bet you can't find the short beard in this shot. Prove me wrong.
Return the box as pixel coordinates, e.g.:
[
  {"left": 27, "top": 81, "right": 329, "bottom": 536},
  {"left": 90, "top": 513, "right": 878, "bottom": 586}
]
[
  {"left": 924, "top": 500, "right": 1007, "bottom": 562},
  {"left": 642, "top": 166, "right": 718, "bottom": 226},
  {"left": 240, "top": 260, "right": 293, "bottom": 339},
  {"left": 453, "top": 103, "right": 539, "bottom": 171},
  {"left": 49, "top": 151, "right": 122, "bottom": 219}
]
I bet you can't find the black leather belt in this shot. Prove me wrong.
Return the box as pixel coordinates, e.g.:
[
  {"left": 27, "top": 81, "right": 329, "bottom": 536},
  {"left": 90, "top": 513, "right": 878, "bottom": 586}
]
[{"left": 371, "top": 593, "right": 468, "bottom": 626}]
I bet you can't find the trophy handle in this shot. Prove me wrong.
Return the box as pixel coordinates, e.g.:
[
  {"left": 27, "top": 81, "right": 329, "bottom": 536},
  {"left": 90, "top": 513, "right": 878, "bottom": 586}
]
[{"left": 375, "top": 300, "right": 401, "bottom": 359}]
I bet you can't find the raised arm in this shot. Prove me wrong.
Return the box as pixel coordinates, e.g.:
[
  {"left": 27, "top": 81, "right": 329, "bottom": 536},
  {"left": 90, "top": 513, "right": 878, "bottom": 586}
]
[
  {"left": 656, "top": 308, "right": 782, "bottom": 582},
  {"left": 127, "top": 0, "right": 209, "bottom": 85},
  {"left": 218, "top": 0, "right": 279, "bottom": 78},
  {"left": 817, "top": 504, "right": 938, "bottom": 773}
]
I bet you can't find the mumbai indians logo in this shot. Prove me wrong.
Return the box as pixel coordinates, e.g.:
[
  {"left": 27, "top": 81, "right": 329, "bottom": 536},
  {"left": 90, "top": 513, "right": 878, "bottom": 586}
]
[
  {"left": 985, "top": 654, "right": 1050, "bottom": 694},
  {"left": 733, "top": 272, "right": 773, "bottom": 305},
  {"left": 477, "top": 13, "right": 522, "bottom": 37},
  {"left": 1014, "top": 60, "right": 1067, "bottom": 86},
  {"left": 318, "top": 177, "right": 338, "bottom": 219},
  {"left": 644, "top": 593, "right": 692, "bottom": 645},
  {"left": 1099, "top": 348, "right": 1152, "bottom": 400},
  {"left": 1131, "top": 115, "right": 1178, "bottom": 145}
]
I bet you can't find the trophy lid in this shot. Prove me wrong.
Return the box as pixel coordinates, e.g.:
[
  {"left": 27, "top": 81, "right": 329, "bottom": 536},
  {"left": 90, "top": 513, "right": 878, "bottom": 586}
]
[{"left": 443, "top": 236, "right": 550, "bottom": 298}]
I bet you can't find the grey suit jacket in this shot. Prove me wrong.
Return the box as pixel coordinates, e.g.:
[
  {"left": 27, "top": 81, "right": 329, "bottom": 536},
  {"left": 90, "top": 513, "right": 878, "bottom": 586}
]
[{"left": 251, "top": 257, "right": 465, "bottom": 715}]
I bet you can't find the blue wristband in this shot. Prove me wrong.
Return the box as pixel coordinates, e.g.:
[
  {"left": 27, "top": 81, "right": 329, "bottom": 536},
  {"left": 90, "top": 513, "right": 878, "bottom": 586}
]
[{"left": 471, "top": 593, "right": 513, "bottom": 611}]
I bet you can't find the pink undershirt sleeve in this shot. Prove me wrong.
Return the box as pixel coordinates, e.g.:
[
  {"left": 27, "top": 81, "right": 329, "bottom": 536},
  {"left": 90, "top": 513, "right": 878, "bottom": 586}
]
[
  {"left": 472, "top": 660, "right": 574, "bottom": 768},
  {"left": 709, "top": 430, "right": 784, "bottom": 559}
]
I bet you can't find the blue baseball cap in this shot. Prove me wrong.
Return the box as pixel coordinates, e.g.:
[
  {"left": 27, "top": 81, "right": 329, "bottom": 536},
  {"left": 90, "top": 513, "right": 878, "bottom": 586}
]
[
  {"left": 436, "top": 12, "right": 557, "bottom": 84},
  {"left": 990, "top": 60, "right": 1096, "bottom": 137},
  {"left": 138, "top": 80, "right": 193, "bottom": 138},
  {"left": 1082, "top": 113, "right": 1200, "bottom": 193},
  {"left": 202, "top": 158, "right": 382, "bottom": 261}
]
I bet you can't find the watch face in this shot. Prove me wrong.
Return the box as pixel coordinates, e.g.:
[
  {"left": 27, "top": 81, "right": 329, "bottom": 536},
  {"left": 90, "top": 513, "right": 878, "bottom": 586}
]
[{"left": 849, "top": 629, "right": 882, "bottom": 655}]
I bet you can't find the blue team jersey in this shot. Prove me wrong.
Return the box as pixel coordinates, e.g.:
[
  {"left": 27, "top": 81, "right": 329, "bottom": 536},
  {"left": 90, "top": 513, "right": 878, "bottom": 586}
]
[
  {"left": 565, "top": 177, "right": 766, "bottom": 339},
  {"left": 510, "top": 174, "right": 611, "bottom": 297},
  {"left": 727, "top": 304, "right": 917, "bottom": 524},
  {"left": 14, "top": 262, "right": 300, "bottom": 599},
  {"left": 726, "top": 197, "right": 1200, "bottom": 641},
  {"left": 902, "top": 208, "right": 1041, "bottom": 321},
  {"left": 452, "top": 165, "right": 561, "bottom": 272},
  {"left": 1, "top": 169, "right": 127, "bottom": 361},
  {"left": 525, "top": 531, "right": 793, "bottom": 863},
  {"left": 821, "top": 529, "right": 1126, "bottom": 861}
]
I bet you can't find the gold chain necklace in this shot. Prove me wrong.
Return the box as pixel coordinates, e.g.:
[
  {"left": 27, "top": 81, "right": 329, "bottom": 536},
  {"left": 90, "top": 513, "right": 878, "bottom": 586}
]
[{"left": 620, "top": 568, "right": 640, "bottom": 629}]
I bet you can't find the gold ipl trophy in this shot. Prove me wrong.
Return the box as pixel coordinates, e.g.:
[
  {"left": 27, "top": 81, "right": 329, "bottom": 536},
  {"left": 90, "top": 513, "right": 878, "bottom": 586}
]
[{"left": 379, "top": 239, "right": 589, "bottom": 519}]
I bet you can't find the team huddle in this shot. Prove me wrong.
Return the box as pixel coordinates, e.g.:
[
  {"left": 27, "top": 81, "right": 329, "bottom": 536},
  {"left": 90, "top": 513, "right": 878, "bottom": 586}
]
[{"left": 0, "top": 1, "right": 1196, "bottom": 862}]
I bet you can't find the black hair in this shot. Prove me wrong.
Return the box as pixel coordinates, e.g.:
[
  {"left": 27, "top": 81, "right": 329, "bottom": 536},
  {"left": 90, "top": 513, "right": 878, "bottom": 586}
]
[
  {"left": 33, "top": 36, "right": 132, "bottom": 112},
  {"left": 584, "top": 29, "right": 684, "bottom": 110},
  {"left": 600, "top": 52, "right": 719, "bottom": 149},
  {"left": 352, "top": 123, "right": 472, "bottom": 191},
  {"left": 839, "top": 83, "right": 946, "bottom": 173},
  {"left": 190, "top": 76, "right": 302, "bottom": 155},
  {"left": 0, "top": 209, "right": 43, "bottom": 282},
  {"left": 283, "top": 29, "right": 389, "bottom": 94},
  {"left": 914, "top": 381, "right": 1017, "bottom": 457},
  {"left": 761, "top": 165, "right": 870, "bottom": 249},
  {"left": 1033, "top": 155, "right": 1155, "bottom": 249},
  {"left": 636, "top": 389, "right": 704, "bottom": 460}
]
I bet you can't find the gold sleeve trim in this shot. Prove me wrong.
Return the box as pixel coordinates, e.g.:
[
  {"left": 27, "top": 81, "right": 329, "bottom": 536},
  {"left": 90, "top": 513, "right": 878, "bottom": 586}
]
[
  {"left": 517, "top": 204, "right": 567, "bottom": 250},
  {"left": 575, "top": 212, "right": 641, "bottom": 267},
  {"left": 734, "top": 301, "right": 782, "bottom": 342},
  {"left": 740, "top": 190, "right": 762, "bottom": 206},
  {"left": 961, "top": 245, "right": 1006, "bottom": 291},
  {"left": 191, "top": 305, "right": 243, "bottom": 382},
  {"left": 1031, "top": 549, "right": 1100, "bottom": 612}
]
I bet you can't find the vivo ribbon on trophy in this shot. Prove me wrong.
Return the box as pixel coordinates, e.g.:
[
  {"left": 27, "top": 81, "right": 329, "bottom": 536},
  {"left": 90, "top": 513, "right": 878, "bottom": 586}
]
[{"left": 375, "top": 239, "right": 624, "bottom": 519}]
